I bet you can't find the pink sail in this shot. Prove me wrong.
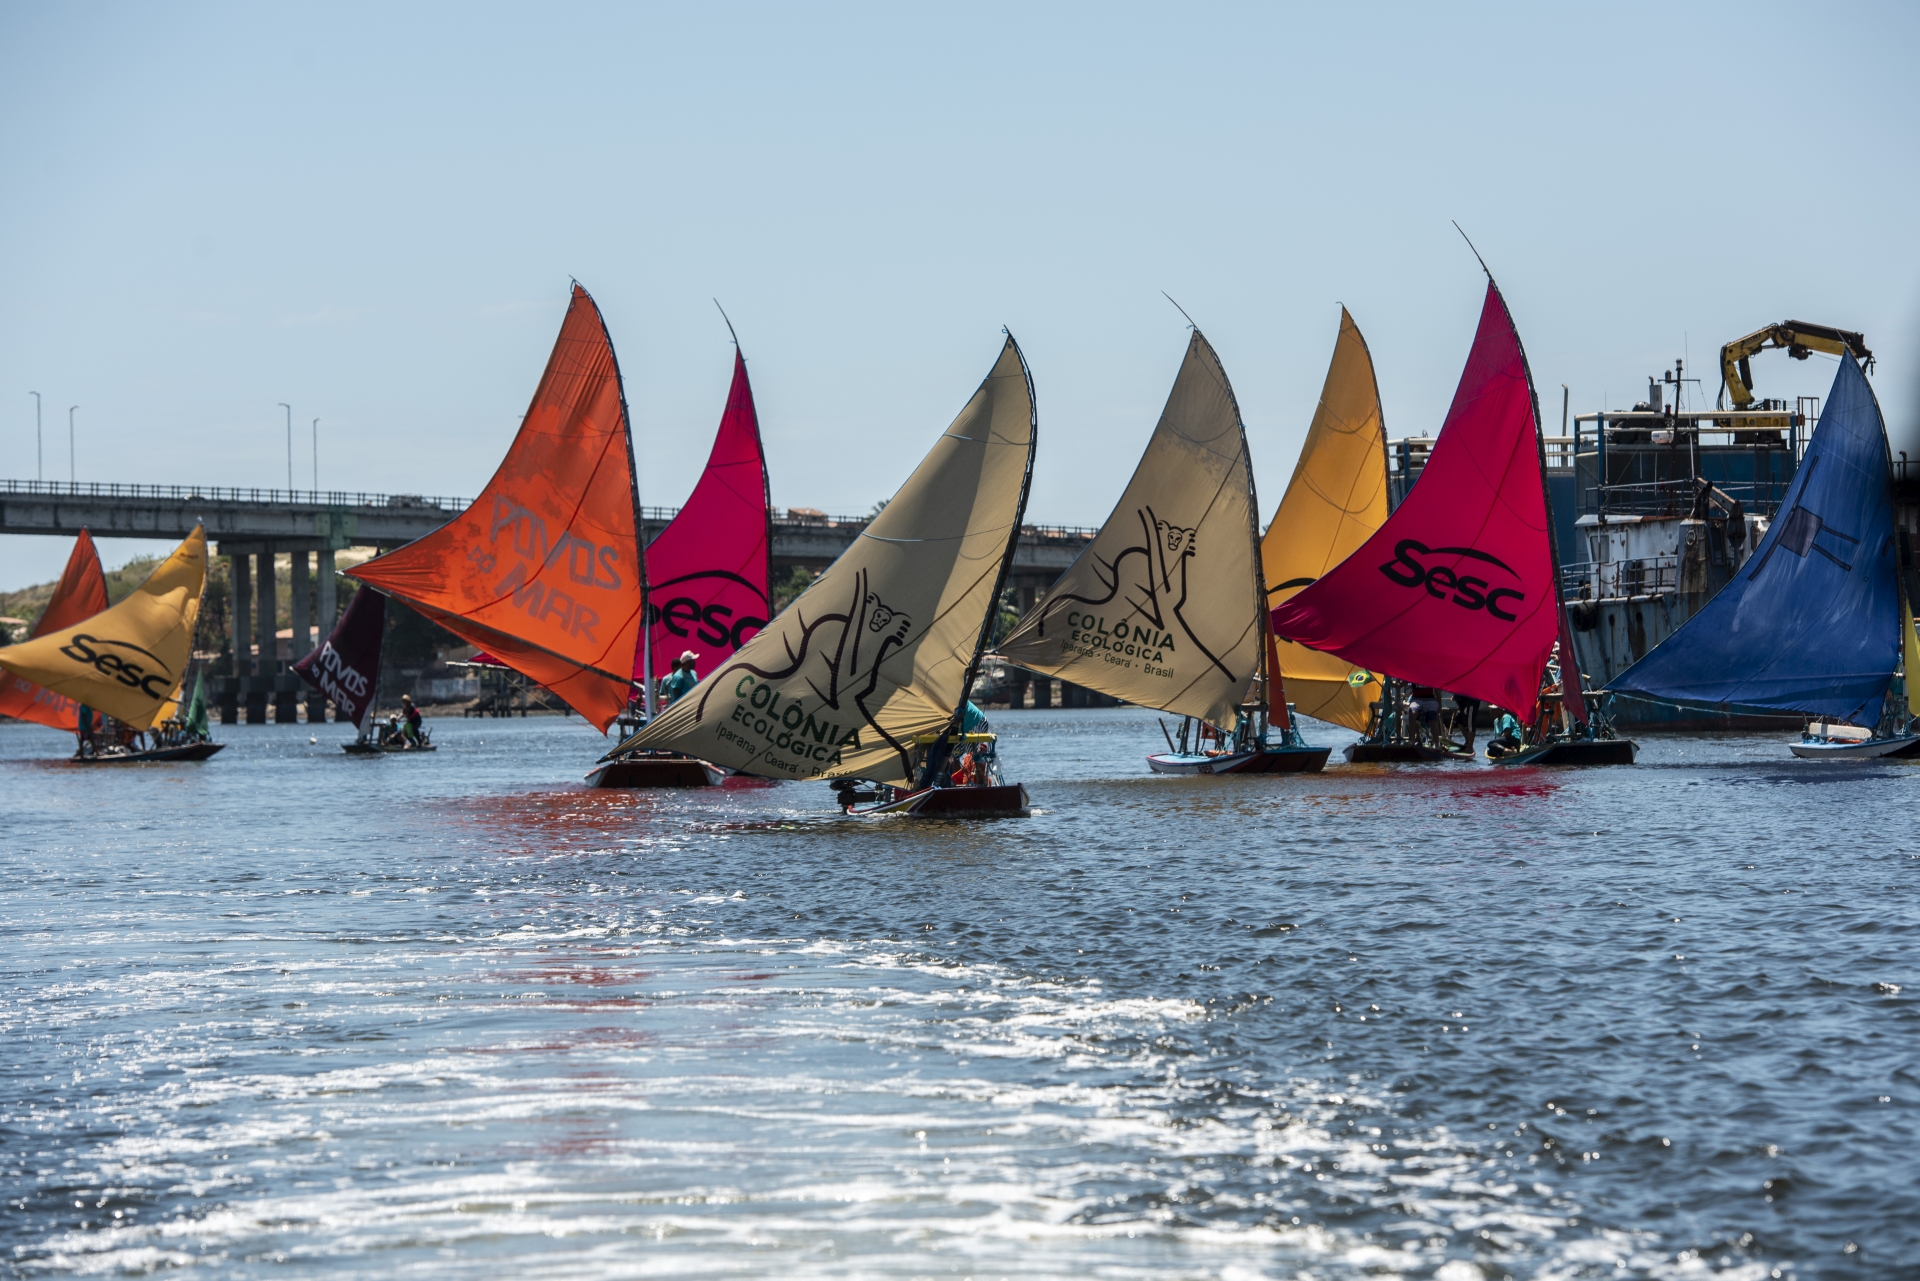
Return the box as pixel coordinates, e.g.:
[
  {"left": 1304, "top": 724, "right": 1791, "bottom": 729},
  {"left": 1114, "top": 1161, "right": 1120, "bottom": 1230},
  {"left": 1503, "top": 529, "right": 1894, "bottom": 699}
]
[
  {"left": 636, "top": 349, "right": 772, "bottom": 688},
  {"left": 1270, "top": 283, "right": 1559, "bottom": 723}
]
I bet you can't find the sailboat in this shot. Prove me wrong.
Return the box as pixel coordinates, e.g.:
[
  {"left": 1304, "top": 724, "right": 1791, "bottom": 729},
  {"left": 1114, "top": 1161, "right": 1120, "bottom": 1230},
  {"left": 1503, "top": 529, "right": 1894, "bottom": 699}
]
[
  {"left": 1605, "top": 352, "right": 1915, "bottom": 759},
  {"left": 0, "top": 529, "right": 109, "bottom": 737},
  {"left": 591, "top": 332, "right": 772, "bottom": 788},
  {"left": 996, "top": 323, "right": 1325, "bottom": 774},
  {"left": 0, "top": 525, "right": 224, "bottom": 762},
  {"left": 604, "top": 334, "right": 1038, "bottom": 816},
  {"left": 1260, "top": 308, "right": 1390, "bottom": 734},
  {"left": 290, "top": 586, "right": 432, "bottom": 752},
  {"left": 1272, "top": 273, "right": 1635, "bottom": 767},
  {"left": 347, "top": 284, "right": 646, "bottom": 741}
]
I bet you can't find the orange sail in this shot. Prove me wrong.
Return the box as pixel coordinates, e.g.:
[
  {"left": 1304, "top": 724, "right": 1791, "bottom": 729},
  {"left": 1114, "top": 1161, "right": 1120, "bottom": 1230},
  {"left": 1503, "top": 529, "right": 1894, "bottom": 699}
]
[
  {"left": 0, "top": 529, "right": 109, "bottom": 732},
  {"left": 347, "top": 285, "right": 643, "bottom": 731}
]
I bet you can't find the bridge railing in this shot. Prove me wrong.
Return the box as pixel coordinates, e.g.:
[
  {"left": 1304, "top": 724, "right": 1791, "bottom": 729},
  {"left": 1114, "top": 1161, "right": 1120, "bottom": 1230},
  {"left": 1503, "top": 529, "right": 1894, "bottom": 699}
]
[
  {"left": 1, "top": 478, "right": 470, "bottom": 511},
  {"left": 3, "top": 480, "right": 1101, "bottom": 541}
]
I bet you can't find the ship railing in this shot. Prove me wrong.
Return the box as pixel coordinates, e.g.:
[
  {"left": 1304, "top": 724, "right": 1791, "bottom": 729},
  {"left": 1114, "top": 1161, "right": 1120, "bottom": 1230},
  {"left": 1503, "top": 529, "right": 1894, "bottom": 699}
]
[
  {"left": 1593, "top": 479, "right": 1789, "bottom": 518},
  {"left": 1561, "top": 555, "right": 1680, "bottom": 600}
]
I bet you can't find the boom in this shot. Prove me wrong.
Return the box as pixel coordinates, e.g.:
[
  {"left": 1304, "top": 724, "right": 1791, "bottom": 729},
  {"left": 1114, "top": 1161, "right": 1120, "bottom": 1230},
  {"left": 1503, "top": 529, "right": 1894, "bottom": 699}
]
[{"left": 1719, "top": 320, "right": 1871, "bottom": 408}]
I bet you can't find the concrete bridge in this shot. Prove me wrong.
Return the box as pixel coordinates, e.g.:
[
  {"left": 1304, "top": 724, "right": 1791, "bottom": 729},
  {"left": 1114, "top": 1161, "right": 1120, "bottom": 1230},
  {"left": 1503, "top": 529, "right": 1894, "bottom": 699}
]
[{"left": 2, "top": 479, "right": 1094, "bottom": 723}]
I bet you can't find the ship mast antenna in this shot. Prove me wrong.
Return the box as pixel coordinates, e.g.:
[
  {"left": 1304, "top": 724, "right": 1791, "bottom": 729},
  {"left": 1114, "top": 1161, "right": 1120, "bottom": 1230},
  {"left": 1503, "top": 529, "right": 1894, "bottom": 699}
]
[
  {"left": 713, "top": 299, "right": 740, "bottom": 349},
  {"left": 1451, "top": 221, "right": 1494, "bottom": 281}
]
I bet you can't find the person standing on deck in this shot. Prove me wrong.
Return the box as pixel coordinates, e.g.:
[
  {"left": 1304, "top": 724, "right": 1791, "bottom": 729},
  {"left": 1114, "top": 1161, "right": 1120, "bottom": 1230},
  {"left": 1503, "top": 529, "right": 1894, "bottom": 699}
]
[
  {"left": 1450, "top": 692, "right": 1481, "bottom": 754},
  {"left": 660, "top": 651, "right": 700, "bottom": 707},
  {"left": 400, "top": 694, "right": 422, "bottom": 745},
  {"left": 1409, "top": 684, "right": 1442, "bottom": 747}
]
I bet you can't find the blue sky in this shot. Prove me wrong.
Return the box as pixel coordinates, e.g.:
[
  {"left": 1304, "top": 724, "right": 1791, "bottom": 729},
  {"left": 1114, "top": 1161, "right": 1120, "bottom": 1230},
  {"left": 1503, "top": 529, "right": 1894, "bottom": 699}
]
[{"left": 3, "top": 1, "right": 1917, "bottom": 589}]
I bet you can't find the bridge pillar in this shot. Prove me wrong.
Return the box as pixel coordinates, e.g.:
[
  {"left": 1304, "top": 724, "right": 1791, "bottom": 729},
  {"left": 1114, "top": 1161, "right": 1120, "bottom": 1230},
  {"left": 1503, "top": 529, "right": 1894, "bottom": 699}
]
[
  {"left": 223, "top": 553, "right": 248, "bottom": 724},
  {"left": 249, "top": 550, "right": 273, "bottom": 724},
  {"left": 291, "top": 551, "right": 324, "bottom": 723},
  {"left": 317, "top": 548, "right": 337, "bottom": 636}
]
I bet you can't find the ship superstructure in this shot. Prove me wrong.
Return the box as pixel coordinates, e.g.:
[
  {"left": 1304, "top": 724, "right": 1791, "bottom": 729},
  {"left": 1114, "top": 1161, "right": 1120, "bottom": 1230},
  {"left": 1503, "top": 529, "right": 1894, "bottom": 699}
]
[{"left": 1563, "top": 359, "right": 1812, "bottom": 728}]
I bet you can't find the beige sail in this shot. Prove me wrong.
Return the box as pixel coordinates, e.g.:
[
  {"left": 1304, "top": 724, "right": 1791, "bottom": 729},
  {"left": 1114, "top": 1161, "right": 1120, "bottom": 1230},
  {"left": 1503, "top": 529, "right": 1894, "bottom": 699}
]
[
  {"left": 0, "top": 526, "right": 207, "bottom": 729},
  {"left": 611, "top": 336, "right": 1036, "bottom": 783},
  {"left": 1260, "top": 308, "right": 1389, "bottom": 730},
  {"left": 996, "top": 330, "right": 1262, "bottom": 729}
]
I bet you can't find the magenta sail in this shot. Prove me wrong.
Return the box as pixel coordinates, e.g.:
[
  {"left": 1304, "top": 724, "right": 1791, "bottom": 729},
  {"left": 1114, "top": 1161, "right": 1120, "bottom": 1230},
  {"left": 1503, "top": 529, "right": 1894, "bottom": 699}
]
[
  {"left": 637, "top": 350, "right": 773, "bottom": 690},
  {"left": 1270, "top": 283, "right": 1560, "bottom": 723},
  {"left": 293, "top": 587, "right": 386, "bottom": 729}
]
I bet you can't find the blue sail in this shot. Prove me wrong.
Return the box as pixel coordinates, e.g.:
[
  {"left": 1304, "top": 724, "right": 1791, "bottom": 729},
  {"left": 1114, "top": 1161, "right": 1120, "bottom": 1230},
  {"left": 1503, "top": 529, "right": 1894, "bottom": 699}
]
[{"left": 1607, "top": 355, "right": 1897, "bottom": 722}]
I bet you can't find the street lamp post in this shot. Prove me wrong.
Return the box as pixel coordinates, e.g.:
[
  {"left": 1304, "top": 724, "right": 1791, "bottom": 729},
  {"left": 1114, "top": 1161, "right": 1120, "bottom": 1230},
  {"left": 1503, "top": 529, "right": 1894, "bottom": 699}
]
[
  {"left": 312, "top": 418, "right": 320, "bottom": 493},
  {"left": 68, "top": 405, "right": 77, "bottom": 483},
  {"left": 279, "top": 403, "right": 292, "bottom": 494},
  {"left": 30, "top": 391, "right": 41, "bottom": 482}
]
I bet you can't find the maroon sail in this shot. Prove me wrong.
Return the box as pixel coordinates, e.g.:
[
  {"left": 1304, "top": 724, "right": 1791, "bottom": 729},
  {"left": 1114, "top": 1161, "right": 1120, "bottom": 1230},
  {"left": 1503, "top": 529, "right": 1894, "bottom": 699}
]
[{"left": 293, "top": 587, "right": 386, "bottom": 729}]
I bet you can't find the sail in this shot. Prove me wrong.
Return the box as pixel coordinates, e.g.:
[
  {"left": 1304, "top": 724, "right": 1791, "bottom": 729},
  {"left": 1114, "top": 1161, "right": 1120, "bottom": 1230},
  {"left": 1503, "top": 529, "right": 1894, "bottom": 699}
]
[
  {"left": 1271, "top": 283, "right": 1559, "bottom": 722},
  {"left": 1906, "top": 597, "right": 1920, "bottom": 719},
  {"left": 1608, "top": 354, "right": 1897, "bottom": 721},
  {"left": 0, "top": 529, "right": 109, "bottom": 732},
  {"left": 638, "top": 349, "right": 772, "bottom": 689},
  {"left": 613, "top": 335, "right": 1036, "bottom": 783},
  {"left": 1259, "top": 308, "right": 1389, "bottom": 730},
  {"left": 0, "top": 525, "right": 207, "bottom": 730},
  {"left": 347, "top": 285, "right": 643, "bottom": 731},
  {"left": 292, "top": 586, "right": 385, "bottom": 729},
  {"left": 996, "top": 331, "right": 1262, "bottom": 729},
  {"left": 183, "top": 669, "right": 210, "bottom": 738}
]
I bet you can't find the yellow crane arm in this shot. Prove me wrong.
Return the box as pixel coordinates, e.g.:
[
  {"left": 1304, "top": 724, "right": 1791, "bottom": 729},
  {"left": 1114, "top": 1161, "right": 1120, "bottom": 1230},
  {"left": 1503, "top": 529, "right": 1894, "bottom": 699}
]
[{"left": 1719, "top": 320, "right": 1871, "bottom": 408}]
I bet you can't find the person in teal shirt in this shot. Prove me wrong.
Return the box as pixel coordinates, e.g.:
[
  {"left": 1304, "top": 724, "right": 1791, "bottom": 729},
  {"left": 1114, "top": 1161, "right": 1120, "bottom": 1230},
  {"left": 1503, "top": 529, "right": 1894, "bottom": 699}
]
[{"left": 659, "top": 651, "right": 700, "bottom": 706}]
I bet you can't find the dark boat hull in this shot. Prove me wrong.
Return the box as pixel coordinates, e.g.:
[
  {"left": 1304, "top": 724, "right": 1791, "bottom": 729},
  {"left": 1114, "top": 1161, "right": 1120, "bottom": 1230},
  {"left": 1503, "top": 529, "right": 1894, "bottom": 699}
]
[
  {"left": 73, "top": 742, "right": 225, "bottom": 764},
  {"left": 1146, "top": 746, "right": 1330, "bottom": 775},
  {"left": 1343, "top": 742, "right": 1469, "bottom": 763},
  {"left": 343, "top": 742, "right": 437, "bottom": 755},
  {"left": 1493, "top": 738, "right": 1637, "bottom": 766},
  {"left": 863, "top": 783, "right": 1030, "bottom": 817},
  {"left": 585, "top": 754, "right": 725, "bottom": 788}
]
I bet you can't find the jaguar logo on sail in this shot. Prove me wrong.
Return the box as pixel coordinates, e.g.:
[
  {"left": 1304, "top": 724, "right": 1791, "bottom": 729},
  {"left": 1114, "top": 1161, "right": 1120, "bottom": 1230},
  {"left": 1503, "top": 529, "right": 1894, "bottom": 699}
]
[{"left": 1378, "top": 539, "right": 1525, "bottom": 621}]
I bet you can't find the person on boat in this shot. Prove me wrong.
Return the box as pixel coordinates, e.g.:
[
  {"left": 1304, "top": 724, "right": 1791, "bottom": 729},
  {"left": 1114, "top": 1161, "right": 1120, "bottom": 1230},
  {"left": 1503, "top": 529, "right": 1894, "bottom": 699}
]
[
  {"left": 1450, "top": 692, "right": 1481, "bottom": 753},
  {"left": 660, "top": 651, "right": 700, "bottom": 707},
  {"left": 1409, "top": 684, "right": 1442, "bottom": 746},
  {"left": 401, "top": 694, "right": 423, "bottom": 745},
  {"left": 76, "top": 704, "right": 96, "bottom": 757},
  {"left": 1486, "top": 709, "right": 1523, "bottom": 759}
]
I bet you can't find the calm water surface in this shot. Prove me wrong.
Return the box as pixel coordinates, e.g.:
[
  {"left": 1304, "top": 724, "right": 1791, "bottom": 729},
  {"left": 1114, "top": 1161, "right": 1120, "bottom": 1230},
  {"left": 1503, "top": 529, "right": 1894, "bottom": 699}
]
[{"left": 1, "top": 709, "right": 1914, "bottom": 1279}]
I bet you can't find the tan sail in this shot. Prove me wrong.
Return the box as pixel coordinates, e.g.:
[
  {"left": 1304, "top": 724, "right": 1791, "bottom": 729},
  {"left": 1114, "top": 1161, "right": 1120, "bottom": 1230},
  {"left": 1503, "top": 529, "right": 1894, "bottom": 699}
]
[
  {"left": 611, "top": 336, "right": 1036, "bottom": 783},
  {"left": 1260, "top": 308, "right": 1389, "bottom": 730},
  {"left": 0, "top": 525, "right": 207, "bottom": 729},
  {"left": 996, "top": 330, "right": 1262, "bottom": 729}
]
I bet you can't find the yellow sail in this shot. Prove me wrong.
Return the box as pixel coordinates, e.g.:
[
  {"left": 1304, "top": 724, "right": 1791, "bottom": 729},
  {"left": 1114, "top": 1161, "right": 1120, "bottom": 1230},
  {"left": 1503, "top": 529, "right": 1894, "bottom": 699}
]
[
  {"left": 0, "top": 526, "right": 207, "bottom": 729},
  {"left": 1260, "top": 308, "right": 1389, "bottom": 730},
  {"left": 996, "top": 330, "right": 1264, "bottom": 729},
  {"left": 1905, "top": 596, "right": 1920, "bottom": 718},
  {"left": 612, "top": 337, "right": 1036, "bottom": 784}
]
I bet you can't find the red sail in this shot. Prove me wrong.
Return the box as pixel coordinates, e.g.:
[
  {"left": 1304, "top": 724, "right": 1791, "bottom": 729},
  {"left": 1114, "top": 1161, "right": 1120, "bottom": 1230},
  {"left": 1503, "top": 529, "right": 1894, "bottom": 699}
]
[
  {"left": 1271, "top": 283, "right": 1559, "bottom": 723},
  {"left": 0, "top": 529, "right": 109, "bottom": 731},
  {"left": 636, "top": 350, "right": 772, "bottom": 689},
  {"left": 348, "top": 285, "right": 643, "bottom": 731}
]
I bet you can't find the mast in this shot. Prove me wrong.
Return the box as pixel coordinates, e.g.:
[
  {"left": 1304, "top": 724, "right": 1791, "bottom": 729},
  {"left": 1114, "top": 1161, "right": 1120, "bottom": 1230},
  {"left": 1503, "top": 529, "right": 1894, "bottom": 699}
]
[
  {"left": 917, "top": 331, "right": 1038, "bottom": 789},
  {"left": 600, "top": 283, "right": 651, "bottom": 723},
  {"left": 1209, "top": 325, "right": 1285, "bottom": 738}
]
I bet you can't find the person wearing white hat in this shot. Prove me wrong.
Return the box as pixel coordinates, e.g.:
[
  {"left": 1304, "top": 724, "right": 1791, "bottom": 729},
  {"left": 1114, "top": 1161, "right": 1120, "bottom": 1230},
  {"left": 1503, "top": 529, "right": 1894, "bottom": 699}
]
[{"left": 659, "top": 650, "right": 701, "bottom": 707}]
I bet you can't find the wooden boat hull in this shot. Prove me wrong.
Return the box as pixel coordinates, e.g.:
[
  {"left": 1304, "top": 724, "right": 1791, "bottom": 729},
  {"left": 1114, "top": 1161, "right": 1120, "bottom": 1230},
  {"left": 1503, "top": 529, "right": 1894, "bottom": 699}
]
[
  {"left": 72, "top": 742, "right": 225, "bottom": 764},
  {"left": 863, "top": 783, "right": 1030, "bottom": 817},
  {"left": 1493, "top": 738, "right": 1637, "bottom": 766},
  {"left": 585, "top": 754, "right": 725, "bottom": 788},
  {"left": 1147, "top": 746, "right": 1330, "bottom": 775},
  {"left": 1788, "top": 734, "right": 1920, "bottom": 760},
  {"left": 343, "top": 741, "right": 437, "bottom": 755},
  {"left": 1343, "top": 742, "right": 1468, "bottom": 763}
]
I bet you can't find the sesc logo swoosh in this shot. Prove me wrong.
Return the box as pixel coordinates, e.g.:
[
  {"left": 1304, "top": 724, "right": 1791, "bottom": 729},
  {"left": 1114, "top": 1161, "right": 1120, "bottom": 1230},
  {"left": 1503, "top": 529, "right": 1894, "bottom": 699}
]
[
  {"left": 1378, "top": 539, "right": 1525, "bottom": 622},
  {"left": 56, "top": 633, "right": 176, "bottom": 698}
]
